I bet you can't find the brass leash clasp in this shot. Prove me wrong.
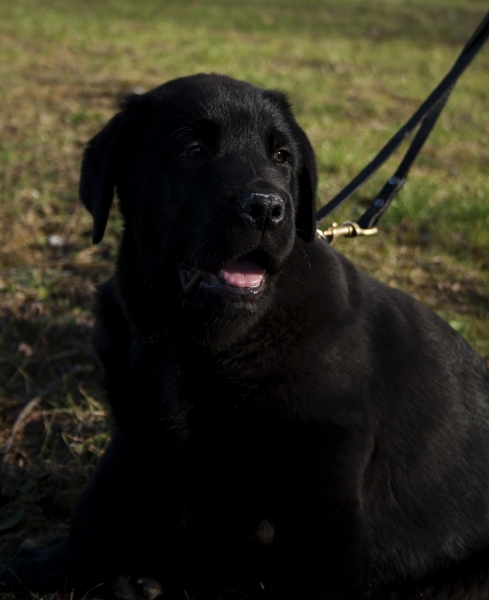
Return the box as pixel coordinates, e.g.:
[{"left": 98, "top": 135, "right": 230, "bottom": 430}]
[{"left": 316, "top": 221, "right": 378, "bottom": 245}]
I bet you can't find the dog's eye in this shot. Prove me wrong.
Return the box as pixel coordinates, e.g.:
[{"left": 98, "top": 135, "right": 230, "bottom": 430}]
[
  {"left": 273, "top": 149, "right": 288, "bottom": 163},
  {"left": 185, "top": 145, "right": 206, "bottom": 159}
]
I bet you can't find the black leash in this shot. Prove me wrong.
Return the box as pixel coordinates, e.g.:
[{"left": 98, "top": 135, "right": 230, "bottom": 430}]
[{"left": 316, "top": 10, "right": 489, "bottom": 243}]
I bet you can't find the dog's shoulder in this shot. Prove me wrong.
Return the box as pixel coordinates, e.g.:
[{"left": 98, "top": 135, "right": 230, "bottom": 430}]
[
  {"left": 280, "top": 238, "right": 489, "bottom": 411},
  {"left": 306, "top": 238, "right": 485, "bottom": 363}
]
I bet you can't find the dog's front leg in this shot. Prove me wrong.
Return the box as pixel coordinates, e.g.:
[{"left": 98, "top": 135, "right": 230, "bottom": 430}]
[
  {"left": 270, "top": 501, "right": 364, "bottom": 600},
  {"left": 2, "top": 425, "right": 185, "bottom": 596},
  {"left": 269, "top": 423, "right": 368, "bottom": 600}
]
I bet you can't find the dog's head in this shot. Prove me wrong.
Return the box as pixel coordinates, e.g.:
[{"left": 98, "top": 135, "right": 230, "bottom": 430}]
[{"left": 80, "top": 74, "right": 317, "bottom": 346}]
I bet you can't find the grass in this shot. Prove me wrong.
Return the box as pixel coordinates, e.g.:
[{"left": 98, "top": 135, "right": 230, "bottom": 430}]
[{"left": 0, "top": 0, "right": 488, "bottom": 597}]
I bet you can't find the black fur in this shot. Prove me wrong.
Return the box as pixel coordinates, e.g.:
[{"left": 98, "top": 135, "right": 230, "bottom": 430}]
[{"left": 3, "top": 73, "right": 489, "bottom": 600}]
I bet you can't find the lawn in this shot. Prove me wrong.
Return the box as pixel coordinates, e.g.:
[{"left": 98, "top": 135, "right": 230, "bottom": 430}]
[{"left": 0, "top": 0, "right": 488, "bottom": 597}]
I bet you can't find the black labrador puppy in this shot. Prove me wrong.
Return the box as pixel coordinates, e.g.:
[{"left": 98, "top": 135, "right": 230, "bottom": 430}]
[{"left": 3, "top": 73, "right": 489, "bottom": 600}]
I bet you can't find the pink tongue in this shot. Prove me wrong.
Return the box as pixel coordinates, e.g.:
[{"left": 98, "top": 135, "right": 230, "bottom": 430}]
[{"left": 221, "top": 258, "right": 265, "bottom": 288}]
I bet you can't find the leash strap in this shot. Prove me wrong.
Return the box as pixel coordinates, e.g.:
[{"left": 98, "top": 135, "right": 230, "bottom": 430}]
[{"left": 316, "top": 10, "right": 489, "bottom": 233}]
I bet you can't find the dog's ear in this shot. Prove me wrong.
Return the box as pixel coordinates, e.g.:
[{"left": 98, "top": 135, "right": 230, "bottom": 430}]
[
  {"left": 264, "top": 89, "right": 318, "bottom": 243},
  {"left": 293, "top": 125, "right": 318, "bottom": 244},
  {"left": 79, "top": 97, "right": 141, "bottom": 244}
]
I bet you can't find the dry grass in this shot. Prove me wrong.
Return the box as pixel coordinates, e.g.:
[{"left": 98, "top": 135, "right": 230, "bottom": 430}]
[{"left": 0, "top": 1, "right": 488, "bottom": 597}]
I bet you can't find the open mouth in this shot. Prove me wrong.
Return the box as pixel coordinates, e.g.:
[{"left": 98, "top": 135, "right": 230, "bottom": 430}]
[{"left": 178, "top": 251, "right": 267, "bottom": 298}]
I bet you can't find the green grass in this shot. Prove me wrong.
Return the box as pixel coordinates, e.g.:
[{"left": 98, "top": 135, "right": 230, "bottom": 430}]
[{"left": 0, "top": 0, "right": 488, "bottom": 596}]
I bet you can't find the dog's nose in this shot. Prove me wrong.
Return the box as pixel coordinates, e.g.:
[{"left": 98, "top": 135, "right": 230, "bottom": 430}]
[{"left": 239, "top": 193, "right": 284, "bottom": 230}]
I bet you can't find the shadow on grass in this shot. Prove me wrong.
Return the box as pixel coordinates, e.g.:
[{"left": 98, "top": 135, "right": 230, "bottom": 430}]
[{"left": 0, "top": 311, "right": 109, "bottom": 567}]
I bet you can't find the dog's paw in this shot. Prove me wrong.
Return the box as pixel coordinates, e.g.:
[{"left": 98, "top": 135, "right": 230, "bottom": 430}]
[{"left": 104, "top": 575, "right": 164, "bottom": 600}]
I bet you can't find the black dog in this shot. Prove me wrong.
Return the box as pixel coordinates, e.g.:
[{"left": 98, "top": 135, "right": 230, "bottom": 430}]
[{"left": 3, "top": 73, "right": 489, "bottom": 600}]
